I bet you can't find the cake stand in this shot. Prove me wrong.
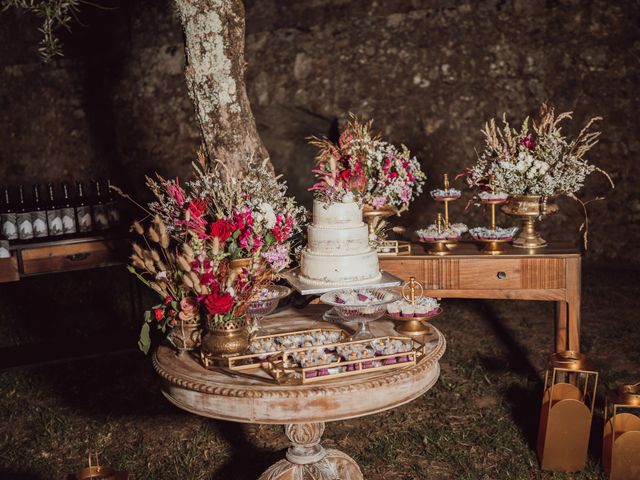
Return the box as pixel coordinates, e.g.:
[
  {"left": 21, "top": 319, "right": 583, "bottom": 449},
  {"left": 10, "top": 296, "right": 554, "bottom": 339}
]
[
  {"left": 386, "top": 277, "right": 442, "bottom": 337},
  {"left": 281, "top": 268, "right": 403, "bottom": 322},
  {"left": 246, "top": 285, "right": 292, "bottom": 336},
  {"left": 319, "top": 288, "right": 401, "bottom": 340},
  {"left": 470, "top": 195, "right": 516, "bottom": 255},
  {"left": 430, "top": 173, "right": 462, "bottom": 229}
]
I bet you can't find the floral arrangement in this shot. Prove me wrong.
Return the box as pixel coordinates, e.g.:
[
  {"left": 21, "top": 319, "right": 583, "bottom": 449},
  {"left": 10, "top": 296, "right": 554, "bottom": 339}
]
[
  {"left": 309, "top": 116, "right": 426, "bottom": 210},
  {"left": 466, "top": 103, "right": 612, "bottom": 197},
  {"left": 120, "top": 151, "right": 306, "bottom": 353},
  {"left": 146, "top": 155, "right": 306, "bottom": 273}
]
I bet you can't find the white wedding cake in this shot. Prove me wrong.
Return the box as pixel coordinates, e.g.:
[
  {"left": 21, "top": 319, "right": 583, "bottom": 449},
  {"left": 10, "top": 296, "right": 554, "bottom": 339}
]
[{"left": 299, "top": 198, "right": 381, "bottom": 286}]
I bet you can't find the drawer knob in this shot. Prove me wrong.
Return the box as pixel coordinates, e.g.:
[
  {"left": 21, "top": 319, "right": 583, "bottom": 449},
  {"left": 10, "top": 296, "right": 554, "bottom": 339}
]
[{"left": 497, "top": 271, "right": 507, "bottom": 280}]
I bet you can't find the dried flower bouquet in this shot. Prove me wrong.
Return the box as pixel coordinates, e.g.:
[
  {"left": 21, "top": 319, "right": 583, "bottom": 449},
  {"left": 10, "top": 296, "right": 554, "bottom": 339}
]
[
  {"left": 309, "top": 115, "right": 426, "bottom": 211},
  {"left": 121, "top": 150, "right": 306, "bottom": 353}
]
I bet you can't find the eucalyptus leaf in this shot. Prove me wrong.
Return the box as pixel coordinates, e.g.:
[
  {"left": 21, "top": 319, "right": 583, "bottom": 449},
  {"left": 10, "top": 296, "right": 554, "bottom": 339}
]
[{"left": 138, "top": 323, "right": 151, "bottom": 354}]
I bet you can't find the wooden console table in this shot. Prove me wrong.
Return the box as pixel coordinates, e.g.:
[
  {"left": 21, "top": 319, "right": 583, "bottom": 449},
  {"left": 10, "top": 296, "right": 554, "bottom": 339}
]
[
  {"left": 0, "top": 235, "right": 126, "bottom": 283},
  {"left": 153, "top": 305, "right": 446, "bottom": 479},
  {"left": 379, "top": 242, "right": 581, "bottom": 352}
]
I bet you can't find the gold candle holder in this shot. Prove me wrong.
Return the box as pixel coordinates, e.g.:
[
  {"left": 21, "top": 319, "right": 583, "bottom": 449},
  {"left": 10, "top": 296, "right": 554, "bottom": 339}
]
[
  {"left": 603, "top": 383, "right": 640, "bottom": 479},
  {"left": 537, "top": 351, "right": 599, "bottom": 472}
]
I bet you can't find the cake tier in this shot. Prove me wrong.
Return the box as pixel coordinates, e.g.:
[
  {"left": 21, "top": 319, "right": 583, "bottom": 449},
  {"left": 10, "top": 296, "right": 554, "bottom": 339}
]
[
  {"left": 299, "top": 249, "right": 381, "bottom": 286},
  {"left": 307, "top": 224, "right": 370, "bottom": 255},
  {"left": 312, "top": 200, "right": 363, "bottom": 228}
]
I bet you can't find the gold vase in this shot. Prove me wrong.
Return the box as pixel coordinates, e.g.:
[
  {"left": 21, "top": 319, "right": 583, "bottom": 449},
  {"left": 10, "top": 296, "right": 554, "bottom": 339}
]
[
  {"left": 169, "top": 318, "right": 201, "bottom": 354},
  {"left": 201, "top": 318, "right": 249, "bottom": 358},
  {"left": 230, "top": 257, "right": 252, "bottom": 274},
  {"left": 363, "top": 204, "right": 396, "bottom": 239},
  {"left": 501, "top": 195, "right": 559, "bottom": 248}
]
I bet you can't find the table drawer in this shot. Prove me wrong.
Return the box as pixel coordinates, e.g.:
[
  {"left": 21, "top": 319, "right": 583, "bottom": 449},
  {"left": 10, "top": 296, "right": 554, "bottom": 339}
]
[
  {"left": 0, "top": 255, "right": 19, "bottom": 282},
  {"left": 457, "top": 259, "right": 523, "bottom": 289},
  {"left": 20, "top": 240, "right": 122, "bottom": 275}
]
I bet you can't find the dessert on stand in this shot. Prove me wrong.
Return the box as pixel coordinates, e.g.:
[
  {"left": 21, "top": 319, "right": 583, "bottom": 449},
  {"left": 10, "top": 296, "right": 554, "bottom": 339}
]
[
  {"left": 386, "top": 276, "right": 442, "bottom": 337},
  {"left": 430, "top": 173, "right": 461, "bottom": 230},
  {"left": 469, "top": 190, "right": 518, "bottom": 255},
  {"left": 319, "top": 288, "right": 400, "bottom": 340},
  {"left": 246, "top": 285, "right": 292, "bottom": 336},
  {"left": 416, "top": 213, "right": 466, "bottom": 256}
]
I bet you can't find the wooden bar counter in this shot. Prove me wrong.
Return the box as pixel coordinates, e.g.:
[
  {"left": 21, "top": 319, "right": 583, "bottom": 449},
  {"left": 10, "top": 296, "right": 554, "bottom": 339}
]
[{"left": 379, "top": 242, "right": 581, "bottom": 352}]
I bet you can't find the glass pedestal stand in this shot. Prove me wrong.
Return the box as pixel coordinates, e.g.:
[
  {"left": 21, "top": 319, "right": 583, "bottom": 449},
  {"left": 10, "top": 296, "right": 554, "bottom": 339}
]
[{"left": 280, "top": 269, "right": 404, "bottom": 327}]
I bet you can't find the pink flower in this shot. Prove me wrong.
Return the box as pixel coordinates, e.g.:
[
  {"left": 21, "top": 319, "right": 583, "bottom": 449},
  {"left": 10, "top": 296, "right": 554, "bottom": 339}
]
[
  {"left": 520, "top": 134, "right": 536, "bottom": 150},
  {"left": 166, "top": 180, "right": 185, "bottom": 206},
  {"left": 370, "top": 196, "right": 387, "bottom": 209}
]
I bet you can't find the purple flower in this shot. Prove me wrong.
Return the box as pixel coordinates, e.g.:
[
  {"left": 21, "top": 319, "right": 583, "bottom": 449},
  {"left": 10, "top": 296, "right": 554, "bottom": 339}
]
[{"left": 520, "top": 134, "right": 536, "bottom": 150}]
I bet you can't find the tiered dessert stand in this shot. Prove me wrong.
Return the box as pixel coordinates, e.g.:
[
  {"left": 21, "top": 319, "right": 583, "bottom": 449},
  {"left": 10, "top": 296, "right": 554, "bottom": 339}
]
[
  {"left": 417, "top": 212, "right": 461, "bottom": 256},
  {"left": 386, "top": 277, "right": 442, "bottom": 337},
  {"left": 430, "top": 173, "right": 461, "bottom": 232},
  {"left": 470, "top": 193, "right": 517, "bottom": 255}
]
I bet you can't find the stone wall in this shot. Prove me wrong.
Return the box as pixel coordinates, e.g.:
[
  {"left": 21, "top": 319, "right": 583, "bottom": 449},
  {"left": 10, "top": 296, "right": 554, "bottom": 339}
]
[{"left": 1, "top": 0, "right": 638, "bottom": 263}]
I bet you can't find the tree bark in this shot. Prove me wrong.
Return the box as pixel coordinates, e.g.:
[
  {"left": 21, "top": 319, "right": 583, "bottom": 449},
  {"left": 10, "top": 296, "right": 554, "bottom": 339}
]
[{"left": 174, "top": 0, "right": 269, "bottom": 173}]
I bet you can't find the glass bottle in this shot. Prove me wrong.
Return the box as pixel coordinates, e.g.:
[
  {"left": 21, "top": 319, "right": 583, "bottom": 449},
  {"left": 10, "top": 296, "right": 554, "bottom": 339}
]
[
  {"left": 75, "top": 181, "right": 93, "bottom": 234},
  {"left": 1, "top": 187, "right": 18, "bottom": 241},
  {"left": 61, "top": 182, "right": 77, "bottom": 235},
  {"left": 31, "top": 184, "right": 48, "bottom": 239},
  {"left": 16, "top": 185, "right": 34, "bottom": 240},
  {"left": 92, "top": 180, "right": 110, "bottom": 232},
  {"left": 46, "top": 183, "right": 63, "bottom": 237},
  {"left": 105, "top": 178, "right": 121, "bottom": 228}
]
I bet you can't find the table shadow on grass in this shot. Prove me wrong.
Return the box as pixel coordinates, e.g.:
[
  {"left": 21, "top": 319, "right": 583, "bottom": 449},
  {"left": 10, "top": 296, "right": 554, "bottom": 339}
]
[{"left": 208, "top": 421, "right": 283, "bottom": 480}]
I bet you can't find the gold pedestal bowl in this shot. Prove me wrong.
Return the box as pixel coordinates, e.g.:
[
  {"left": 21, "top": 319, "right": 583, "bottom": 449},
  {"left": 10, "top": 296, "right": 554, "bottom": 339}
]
[
  {"left": 501, "top": 195, "right": 558, "bottom": 249},
  {"left": 388, "top": 308, "right": 443, "bottom": 336}
]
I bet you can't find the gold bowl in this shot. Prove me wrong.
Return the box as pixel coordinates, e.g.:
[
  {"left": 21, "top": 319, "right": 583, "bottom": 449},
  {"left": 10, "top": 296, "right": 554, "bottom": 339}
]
[{"left": 501, "top": 195, "right": 559, "bottom": 248}]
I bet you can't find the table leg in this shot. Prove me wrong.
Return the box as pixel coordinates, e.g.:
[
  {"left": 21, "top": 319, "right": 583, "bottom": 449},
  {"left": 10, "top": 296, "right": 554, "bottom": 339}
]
[
  {"left": 566, "top": 258, "right": 581, "bottom": 352},
  {"left": 555, "top": 301, "right": 568, "bottom": 352},
  {"left": 258, "top": 422, "right": 363, "bottom": 480}
]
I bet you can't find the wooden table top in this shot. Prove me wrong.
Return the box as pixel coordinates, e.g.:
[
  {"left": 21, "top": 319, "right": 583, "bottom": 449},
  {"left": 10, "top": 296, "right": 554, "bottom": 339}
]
[
  {"left": 153, "top": 305, "right": 446, "bottom": 424},
  {"left": 393, "top": 241, "right": 581, "bottom": 258}
]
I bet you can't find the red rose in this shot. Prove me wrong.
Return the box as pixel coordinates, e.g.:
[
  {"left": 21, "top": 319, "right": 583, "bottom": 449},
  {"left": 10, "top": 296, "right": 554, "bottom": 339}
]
[
  {"left": 188, "top": 199, "right": 207, "bottom": 218},
  {"left": 153, "top": 308, "right": 164, "bottom": 321},
  {"left": 164, "top": 296, "right": 173, "bottom": 305},
  {"left": 210, "top": 219, "right": 235, "bottom": 242},
  {"left": 203, "top": 291, "right": 234, "bottom": 316}
]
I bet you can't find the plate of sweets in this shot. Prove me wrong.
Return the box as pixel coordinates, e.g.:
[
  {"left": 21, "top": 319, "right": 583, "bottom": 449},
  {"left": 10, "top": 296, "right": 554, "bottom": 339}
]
[
  {"left": 416, "top": 224, "right": 465, "bottom": 242},
  {"left": 477, "top": 191, "right": 509, "bottom": 204},
  {"left": 430, "top": 188, "right": 462, "bottom": 201},
  {"left": 469, "top": 226, "right": 518, "bottom": 242}
]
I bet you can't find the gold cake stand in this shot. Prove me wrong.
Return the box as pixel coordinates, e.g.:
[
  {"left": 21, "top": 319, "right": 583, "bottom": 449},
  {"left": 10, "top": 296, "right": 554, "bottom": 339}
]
[
  {"left": 387, "top": 277, "right": 442, "bottom": 336},
  {"left": 472, "top": 197, "right": 513, "bottom": 255}
]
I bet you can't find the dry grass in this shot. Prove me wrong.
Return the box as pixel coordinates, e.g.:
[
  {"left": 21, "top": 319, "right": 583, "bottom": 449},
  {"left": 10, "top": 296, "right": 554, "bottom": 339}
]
[{"left": 0, "top": 265, "right": 637, "bottom": 479}]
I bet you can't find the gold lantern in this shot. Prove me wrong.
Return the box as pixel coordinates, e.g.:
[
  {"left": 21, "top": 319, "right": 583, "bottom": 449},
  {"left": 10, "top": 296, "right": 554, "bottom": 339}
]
[
  {"left": 537, "top": 351, "right": 598, "bottom": 472},
  {"left": 603, "top": 383, "right": 640, "bottom": 480}
]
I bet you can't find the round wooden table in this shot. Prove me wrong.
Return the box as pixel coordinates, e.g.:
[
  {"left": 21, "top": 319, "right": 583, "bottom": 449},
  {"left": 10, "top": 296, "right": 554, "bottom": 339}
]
[{"left": 153, "top": 306, "right": 446, "bottom": 479}]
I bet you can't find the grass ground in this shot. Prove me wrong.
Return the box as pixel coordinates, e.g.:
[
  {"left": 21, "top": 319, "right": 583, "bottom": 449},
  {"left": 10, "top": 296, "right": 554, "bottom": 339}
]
[{"left": 0, "top": 265, "right": 638, "bottom": 479}]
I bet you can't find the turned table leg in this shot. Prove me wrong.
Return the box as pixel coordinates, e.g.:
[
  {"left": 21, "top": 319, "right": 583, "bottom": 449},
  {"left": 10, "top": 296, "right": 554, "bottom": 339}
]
[
  {"left": 258, "top": 422, "right": 363, "bottom": 480},
  {"left": 555, "top": 301, "right": 568, "bottom": 352}
]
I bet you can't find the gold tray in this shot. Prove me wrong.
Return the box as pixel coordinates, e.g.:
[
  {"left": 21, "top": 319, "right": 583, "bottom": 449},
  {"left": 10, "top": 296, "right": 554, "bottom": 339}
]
[
  {"left": 200, "top": 327, "right": 348, "bottom": 371},
  {"left": 264, "top": 336, "right": 424, "bottom": 385}
]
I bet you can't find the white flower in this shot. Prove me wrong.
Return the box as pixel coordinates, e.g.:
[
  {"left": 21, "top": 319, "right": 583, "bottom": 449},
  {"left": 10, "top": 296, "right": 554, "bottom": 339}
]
[{"left": 259, "top": 202, "right": 277, "bottom": 229}]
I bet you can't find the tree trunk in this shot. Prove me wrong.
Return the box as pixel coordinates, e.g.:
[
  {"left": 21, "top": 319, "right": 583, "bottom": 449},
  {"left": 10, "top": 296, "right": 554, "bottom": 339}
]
[{"left": 174, "top": 0, "right": 269, "bottom": 173}]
